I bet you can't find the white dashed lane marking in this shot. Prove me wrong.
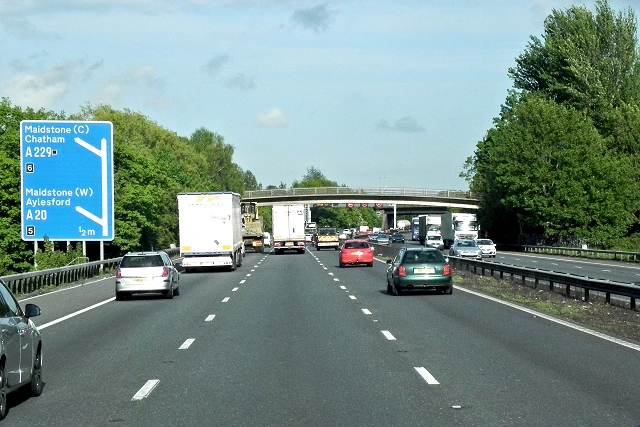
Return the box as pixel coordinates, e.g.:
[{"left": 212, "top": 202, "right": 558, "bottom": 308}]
[
  {"left": 179, "top": 339, "right": 195, "bottom": 349},
  {"left": 415, "top": 367, "right": 440, "bottom": 385},
  {"left": 132, "top": 380, "right": 160, "bottom": 401},
  {"left": 381, "top": 330, "right": 396, "bottom": 340}
]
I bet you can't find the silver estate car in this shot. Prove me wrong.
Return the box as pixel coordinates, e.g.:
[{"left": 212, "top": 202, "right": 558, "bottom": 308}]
[
  {"left": 115, "top": 251, "right": 180, "bottom": 300},
  {"left": 0, "top": 278, "right": 43, "bottom": 420},
  {"left": 449, "top": 239, "right": 482, "bottom": 259}
]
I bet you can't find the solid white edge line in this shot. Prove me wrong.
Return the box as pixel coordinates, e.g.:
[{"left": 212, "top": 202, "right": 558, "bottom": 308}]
[
  {"left": 179, "top": 338, "right": 195, "bottom": 349},
  {"left": 205, "top": 315, "right": 216, "bottom": 322},
  {"left": 132, "top": 379, "right": 160, "bottom": 401},
  {"left": 21, "top": 276, "right": 114, "bottom": 301},
  {"left": 381, "top": 330, "right": 396, "bottom": 340},
  {"left": 456, "top": 286, "right": 640, "bottom": 352},
  {"left": 38, "top": 297, "right": 114, "bottom": 330},
  {"left": 415, "top": 367, "right": 440, "bottom": 385}
]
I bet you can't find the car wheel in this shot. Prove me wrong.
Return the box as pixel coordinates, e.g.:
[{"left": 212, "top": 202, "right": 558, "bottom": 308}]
[
  {"left": 115, "top": 291, "right": 125, "bottom": 301},
  {"left": 30, "top": 348, "right": 43, "bottom": 396},
  {"left": 445, "top": 286, "right": 453, "bottom": 294},
  {"left": 339, "top": 261, "right": 345, "bottom": 268},
  {"left": 165, "top": 287, "right": 174, "bottom": 299},
  {"left": 367, "top": 262, "right": 373, "bottom": 267},
  {"left": 387, "top": 281, "right": 392, "bottom": 294},
  {"left": 392, "top": 283, "right": 400, "bottom": 296},
  {"left": 174, "top": 285, "right": 180, "bottom": 296},
  {"left": 0, "top": 363, "right": 6, "bottom": 420}
]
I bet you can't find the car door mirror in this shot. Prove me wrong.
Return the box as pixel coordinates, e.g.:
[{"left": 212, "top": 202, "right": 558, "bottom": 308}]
[{"left": 24, "top": 303, "right": 41, "bottom": 318}]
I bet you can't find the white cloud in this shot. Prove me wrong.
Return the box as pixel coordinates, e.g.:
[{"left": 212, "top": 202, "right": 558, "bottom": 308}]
[
  {"left": 0, "top": 60, "right": 84, "bottom": 109},
  {"left": 257, "top": 107, "right": 289, "bottom": 127}
]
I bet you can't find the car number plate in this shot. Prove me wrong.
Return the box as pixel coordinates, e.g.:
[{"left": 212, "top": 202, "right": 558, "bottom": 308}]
[
  {"left": 414, "top": 267, "right": 435, "bottom": 274},
  {"left": 134, "top": 278, "right": 148, "bottom": 282},
  {"left": 352, "top": 251, "right": 363, "bottom": 256},
  {"left": 286, "top": 241, "right": 293, "bottom": 246}
]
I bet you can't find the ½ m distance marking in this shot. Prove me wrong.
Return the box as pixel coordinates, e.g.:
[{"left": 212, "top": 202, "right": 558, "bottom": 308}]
[{"left": 79, "top": 227, "right": 96, "bottom": 237}]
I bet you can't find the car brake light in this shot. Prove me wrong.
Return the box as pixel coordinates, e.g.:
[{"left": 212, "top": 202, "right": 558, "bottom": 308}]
[
  {"left": 443, "top": 265, "right": 451, "bottom": 275},
  {"left": 116, "top": 268, "right": 121, "bottom": 279},
  {"left": 398, "top": 265, "right": 406, "bottom": 276},
  {"left": 162, "top": 267, "right": 169, "bottom": 277}
]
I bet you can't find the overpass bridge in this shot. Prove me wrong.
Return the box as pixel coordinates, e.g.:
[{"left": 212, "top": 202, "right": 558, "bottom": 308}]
[
  {"left": 243, "top": 187, "right": 482, "bottom": 228},
  {"left": 243, "top": 187, "right": 481, "bottom": 209}
]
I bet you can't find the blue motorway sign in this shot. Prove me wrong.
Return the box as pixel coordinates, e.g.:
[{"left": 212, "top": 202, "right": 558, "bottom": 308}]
[{"left": 20, "top": 121, "right": 114, "bottom": 241}]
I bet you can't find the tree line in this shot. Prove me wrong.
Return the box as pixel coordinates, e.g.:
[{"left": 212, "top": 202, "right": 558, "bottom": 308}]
[{"left": 463, "top": 0, "right": 640, "bottom": 250}]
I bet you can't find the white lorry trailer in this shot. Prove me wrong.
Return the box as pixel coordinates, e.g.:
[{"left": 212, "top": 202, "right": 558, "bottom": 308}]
[
  {"left": 272, "top": 204, "right": 306, "bottom": 254},
  {"left": 177, "top": 192, "right": 244, "bottom": 271},
  {"left": 440, "top": 212, "right": 479, "bottom": 249}
]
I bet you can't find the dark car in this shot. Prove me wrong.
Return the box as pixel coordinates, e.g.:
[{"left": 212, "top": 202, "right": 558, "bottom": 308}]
[
  {"left": 386, "top": 247, "right": 452, "bottom": 295},
  {"left": 0, "top": 279, "right": 43, "bottom": 419},
  {"left": 391, "top": 233, "right": 405, "bottom": 243}
]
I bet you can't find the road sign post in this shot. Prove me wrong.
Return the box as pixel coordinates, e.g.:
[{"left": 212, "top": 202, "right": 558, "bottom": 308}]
[{"left": 20, "top": 120, "right": 114, "bottom": 241}]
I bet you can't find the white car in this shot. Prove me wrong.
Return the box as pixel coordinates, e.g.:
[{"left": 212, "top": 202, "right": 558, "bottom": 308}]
[
  {"left": 475, "top": 239, "right": 497, "bottom": 258},
  {"left": 263, "top": 232, "right": 271, "bottom": 247}
]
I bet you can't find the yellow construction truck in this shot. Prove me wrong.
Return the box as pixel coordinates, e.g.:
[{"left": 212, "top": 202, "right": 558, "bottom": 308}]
[
  {"left": 314, "top": 226, "right": 340, "bottom": 250},
  {"left": 241, "top": 202, "right": 265, "bottom": 253}
]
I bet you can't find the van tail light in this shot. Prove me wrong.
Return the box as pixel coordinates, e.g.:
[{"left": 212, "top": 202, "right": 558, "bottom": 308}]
[
  {"left": 116, "top": 268, "right": 122, "bottom": 279},
  {"left": 443, "top": 265, "right": 451, "bottom": 276},
  {"left": 398, "top": 266, "right": 406, "bottom": 277},
  {"left": 162, "top": 267, "right": 170, "bottom": 277}
]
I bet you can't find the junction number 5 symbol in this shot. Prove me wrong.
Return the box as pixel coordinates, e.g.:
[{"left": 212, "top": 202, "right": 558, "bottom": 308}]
[{"left": 74, "top": 137, "right": 109, "bottom": 237}]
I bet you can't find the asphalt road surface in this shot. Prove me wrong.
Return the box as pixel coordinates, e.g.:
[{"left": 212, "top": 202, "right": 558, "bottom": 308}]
[{"left": 8, "top": 246, "right": 640, "bottom": 426}]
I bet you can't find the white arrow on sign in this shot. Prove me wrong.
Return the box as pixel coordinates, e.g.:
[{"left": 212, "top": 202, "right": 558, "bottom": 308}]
[{"left": 74, "top": 137, "right": 109, "bottom": 237}]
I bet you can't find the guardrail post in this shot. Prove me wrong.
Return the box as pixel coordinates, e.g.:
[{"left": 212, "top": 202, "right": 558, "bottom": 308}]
[
  {"left": 565, "top": 284, "right": 571, "bottom": 298},
  {"left": 631, "top": 297, "right": 636, "bottom": 310},
  {"left": 584, "top": 289, "right": 589, "bottom": 302}
]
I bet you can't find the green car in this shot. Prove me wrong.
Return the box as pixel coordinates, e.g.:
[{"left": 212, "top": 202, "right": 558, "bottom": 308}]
[{"left": 386, "top": 247, "right": 452, "bottom": 295}]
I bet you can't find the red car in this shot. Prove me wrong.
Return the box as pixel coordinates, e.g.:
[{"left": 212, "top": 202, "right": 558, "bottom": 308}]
[{"left": 339, "top": 239, "right": 374, "bottom": 267}]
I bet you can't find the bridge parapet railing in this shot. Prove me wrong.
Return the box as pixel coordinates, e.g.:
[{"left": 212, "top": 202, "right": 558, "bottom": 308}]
[{"left": 244, "top": 187, "right": 478, "bottom": 199}]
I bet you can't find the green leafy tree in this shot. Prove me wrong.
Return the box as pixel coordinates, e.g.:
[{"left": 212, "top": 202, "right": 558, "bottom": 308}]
[
  {"left": 292, "top": 167, "right": 340, "bottom": 188},
  {"left": 0, "top": 99, "right": 63, "bottom": 274},
  {"left": 468, "top": 94, "right": 639, "bottom": 245},
  {"left": 509, "top": 0, "right": 640, "bottom": 125},
  {"left": 465, "top": 1, "right": 640, "bottom": 247},
  {"left": 34, "top": 237, "right": 86, "bottom": 270},
  {"left": 189, "top": 128, "right": 245, "bottom": 193}
]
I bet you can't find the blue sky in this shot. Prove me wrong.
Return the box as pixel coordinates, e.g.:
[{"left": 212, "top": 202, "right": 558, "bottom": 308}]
[{"left": 1, "top": 0, "right": 638, "bottom": 191}]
